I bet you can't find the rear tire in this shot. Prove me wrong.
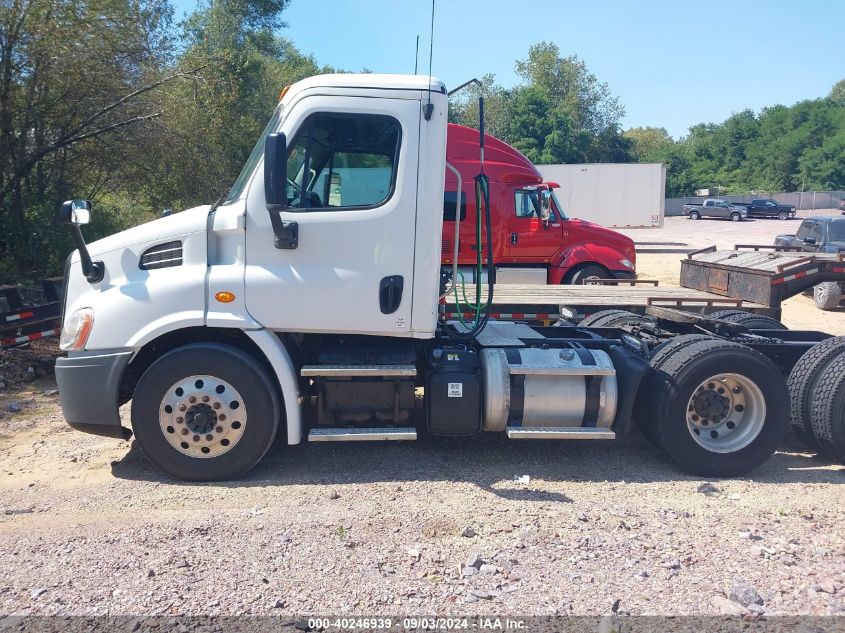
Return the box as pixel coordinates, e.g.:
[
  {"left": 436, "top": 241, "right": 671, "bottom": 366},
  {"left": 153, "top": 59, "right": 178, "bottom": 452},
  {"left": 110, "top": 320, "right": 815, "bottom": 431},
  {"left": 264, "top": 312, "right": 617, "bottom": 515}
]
[
  {"left": 131, "top": 343, "right": 280, "bottom": 481},
  {"left": 708, "top": 310, "right": 788, "bottom": 330},
  {"left": 689, "top": 210, "right": 700, "bottom": 220},
  {"left": 730, "top": 212, "right": 742, "bottom": 222},
  {"left": 647, "top": 339, "right": 789, "bottom": 476},
  {"left": 578, "top": 310, "right": 652, "bottom": 328},
  {"left": 814, "top": 282, "right": 842, "bottom": 311},
  {"left": 787, "top": 337, "right": 845, "bottom": 453},
  {"left": 808, "top": 352, "right": 845, "bottom": 464},
  {"left": 634, "top": 334, "right": 716, "bottom": 447},
  {"left": 564, "top": 264, "right": 609, "bottom": 285}
]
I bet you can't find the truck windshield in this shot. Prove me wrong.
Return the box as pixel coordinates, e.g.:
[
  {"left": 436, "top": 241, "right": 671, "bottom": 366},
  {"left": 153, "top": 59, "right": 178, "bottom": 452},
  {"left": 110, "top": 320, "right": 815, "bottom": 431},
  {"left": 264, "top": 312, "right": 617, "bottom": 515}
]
[
  {"left": 223, "top": 103, "right": 284, "bottom": 204},
  {"left": 550, "top": 189, "right": 568, "bottom": 220}
]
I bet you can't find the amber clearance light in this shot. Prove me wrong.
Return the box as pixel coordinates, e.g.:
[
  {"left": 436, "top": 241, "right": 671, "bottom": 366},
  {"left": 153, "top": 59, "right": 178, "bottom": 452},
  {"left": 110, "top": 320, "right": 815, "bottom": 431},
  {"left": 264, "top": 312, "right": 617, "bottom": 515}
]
[{"left": 215, "top": 291, "right": 236, "bottom": 303}]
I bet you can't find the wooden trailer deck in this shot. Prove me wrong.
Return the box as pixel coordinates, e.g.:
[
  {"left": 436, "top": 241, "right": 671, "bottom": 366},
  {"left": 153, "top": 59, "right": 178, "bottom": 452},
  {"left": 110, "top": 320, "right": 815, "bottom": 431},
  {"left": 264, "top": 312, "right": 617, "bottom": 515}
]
[{"left": 441, "top": 280, "right": 773, "bottom": 324}]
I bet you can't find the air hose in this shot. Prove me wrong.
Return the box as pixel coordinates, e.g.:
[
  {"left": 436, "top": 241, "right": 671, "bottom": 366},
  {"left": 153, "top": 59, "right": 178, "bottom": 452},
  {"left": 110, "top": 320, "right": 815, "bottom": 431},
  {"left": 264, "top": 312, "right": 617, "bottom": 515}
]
[{"left": 447, "top": 171, "right": 494, "bottom": 341}]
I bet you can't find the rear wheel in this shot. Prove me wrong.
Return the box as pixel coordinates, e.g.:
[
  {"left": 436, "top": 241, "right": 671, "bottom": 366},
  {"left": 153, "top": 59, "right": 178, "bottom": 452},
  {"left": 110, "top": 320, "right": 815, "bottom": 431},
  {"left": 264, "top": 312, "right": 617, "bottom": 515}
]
[
  {"left": 814, "top": 282, "right": 842, "bottom": 310},
  {"left": 808, "top": 352, "right": 845, "bottom": 464},
  {"left": 708, "top": 310, "right": 787, "bottom": 330},
  {"left": 688, "top": 210, "right": 700, "bottom": 220},
  {"left": 730, "top": 212, "right": 742, "bottom": 222},
  {"left": 787, "top": 337, "right": 845, "bottom": 453},
  {"left": 634, "top": 334, "right": 716, "bottom": 447},
  {"left": 578, "top": 310, "right": 652, "bottom": 328},
  {"left": 131, "top": 343, "right": 280, "bottom": 481},
  {"left": 646, "top": 339, "right": 788, "bottom": 476},
  {"left": 564, "top": 264, "right": 609, "bottom": 285}
]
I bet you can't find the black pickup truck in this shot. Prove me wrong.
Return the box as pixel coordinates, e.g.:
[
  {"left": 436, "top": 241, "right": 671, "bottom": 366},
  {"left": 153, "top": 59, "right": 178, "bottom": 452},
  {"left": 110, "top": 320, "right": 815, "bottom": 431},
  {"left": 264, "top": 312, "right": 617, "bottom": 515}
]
[{"left": 736, "top": 199, "right": 797, "bottom": 220}]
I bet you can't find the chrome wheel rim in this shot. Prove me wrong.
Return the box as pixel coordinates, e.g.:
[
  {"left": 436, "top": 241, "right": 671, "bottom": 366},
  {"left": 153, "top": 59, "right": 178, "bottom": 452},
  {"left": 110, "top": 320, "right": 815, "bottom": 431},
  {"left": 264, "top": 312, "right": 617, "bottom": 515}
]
[
  {"left": 159, "top": 375, "right": 247, "bottom": 458},
  {"left": 686, "top": 373, "right": 765, "bottom": 453}
]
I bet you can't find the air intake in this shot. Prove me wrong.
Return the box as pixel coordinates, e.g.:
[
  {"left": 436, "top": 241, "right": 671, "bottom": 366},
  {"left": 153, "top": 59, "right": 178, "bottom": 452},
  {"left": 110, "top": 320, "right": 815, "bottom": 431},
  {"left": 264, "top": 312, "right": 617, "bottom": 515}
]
[{"left": 139, "top": 241, "right": 183, "bottom": 270}]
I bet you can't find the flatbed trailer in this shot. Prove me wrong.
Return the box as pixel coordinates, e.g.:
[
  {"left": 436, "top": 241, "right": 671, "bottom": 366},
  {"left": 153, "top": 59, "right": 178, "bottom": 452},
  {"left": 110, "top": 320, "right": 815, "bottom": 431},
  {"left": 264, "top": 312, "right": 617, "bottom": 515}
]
[
  {"left": 442, "top": 280, "right": 774, "bottom": 325},
  {"left": 680, "top": 245, "right": 845, "bottom": 307}
]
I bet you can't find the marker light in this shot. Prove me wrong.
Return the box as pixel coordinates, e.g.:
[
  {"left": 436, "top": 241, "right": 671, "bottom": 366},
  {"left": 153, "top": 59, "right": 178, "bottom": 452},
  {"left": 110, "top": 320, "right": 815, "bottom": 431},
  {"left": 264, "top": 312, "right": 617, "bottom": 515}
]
[
  {"left": 60, "top": 308, "right": 94, "bottom": 351},
  {"left": 215, "top": 291, "right": 236, "bottom": 303}
]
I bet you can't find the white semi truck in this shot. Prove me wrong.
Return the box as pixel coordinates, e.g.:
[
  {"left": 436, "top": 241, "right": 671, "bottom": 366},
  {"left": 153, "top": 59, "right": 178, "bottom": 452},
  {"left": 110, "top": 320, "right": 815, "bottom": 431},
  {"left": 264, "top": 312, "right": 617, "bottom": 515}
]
[{"left": 55, "top": 74, "right": 845, "bottom": 480}]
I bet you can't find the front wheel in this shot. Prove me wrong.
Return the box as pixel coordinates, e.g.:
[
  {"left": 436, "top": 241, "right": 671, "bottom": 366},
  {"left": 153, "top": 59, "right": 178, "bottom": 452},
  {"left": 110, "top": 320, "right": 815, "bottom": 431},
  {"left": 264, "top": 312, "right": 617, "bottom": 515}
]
[
  {"left": 778, "top": 211, "right": 789, "bottom": 221},
  {"left": 814, "top": 282, "right": 842, "bottom": 311},
  {"left": 647, "top": 339, "right": 788, "bottom": 476},
  {"left": 563, "top": 264, "right": 609, "bottom": 285},
  {"left": 730, "top": 212, "right": 742, "bottom": 222},
  {"left": 131, "top": 343, "right": 280, "bottom": 481}
]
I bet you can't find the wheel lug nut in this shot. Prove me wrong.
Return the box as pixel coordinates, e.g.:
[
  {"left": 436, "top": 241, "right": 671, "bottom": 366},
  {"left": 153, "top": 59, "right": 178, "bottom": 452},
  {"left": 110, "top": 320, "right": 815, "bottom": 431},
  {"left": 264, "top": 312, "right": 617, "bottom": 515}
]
[
  {"left": 193, "top": 435, "right": 200, "bottom": 442},
  {"left": 213, "top": 403, "right": 221, "bottom": 409},
  {"left": 216, "top": 426, "right": 223, "bottom": 433},
  {"left": 202, "top": 396, "right": 209, "bottom": 403},
  {"left": 181, "top": 428, "right": 189, "bottom": 435},
  {"left": 205, "top": 434, "right": 213, "bottom": 441},
  {"left": 219, "top": 414, "right": 226, "bottom": 421},
  {"left": 189, "top": 396, "right": 196, "bottom": 403},
  {"left": 179, "top": 404, "right": 187, "bottom": 412},
  {"left": 176, "top": 417, "right": 184, "bottom": 424}
]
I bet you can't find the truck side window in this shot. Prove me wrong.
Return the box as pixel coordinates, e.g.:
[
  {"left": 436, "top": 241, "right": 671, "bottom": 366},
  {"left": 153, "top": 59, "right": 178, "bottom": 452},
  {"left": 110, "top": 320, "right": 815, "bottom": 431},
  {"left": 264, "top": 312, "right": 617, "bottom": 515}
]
[
  {"left": 514, "top": 190, "right": 540, "bottom": 218},
  {"left": 809, "top": 222, "right": 824, "bottom": 242},
  {"left": 795, "top": 220, "right": 813, "bottom": 241},
  {"left": 443, "top": 191, "right": 466, "bottom": 221},
  {"left": 285, "top": 113, "right": 401, "bottom": 210}
]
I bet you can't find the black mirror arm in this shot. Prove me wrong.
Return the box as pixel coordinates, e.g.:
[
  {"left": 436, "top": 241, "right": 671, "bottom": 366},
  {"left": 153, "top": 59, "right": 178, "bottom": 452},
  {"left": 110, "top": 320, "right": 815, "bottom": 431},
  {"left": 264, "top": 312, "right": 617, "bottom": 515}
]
[{"left": 70, "top": 224, "right": 104, "bottom": 283}]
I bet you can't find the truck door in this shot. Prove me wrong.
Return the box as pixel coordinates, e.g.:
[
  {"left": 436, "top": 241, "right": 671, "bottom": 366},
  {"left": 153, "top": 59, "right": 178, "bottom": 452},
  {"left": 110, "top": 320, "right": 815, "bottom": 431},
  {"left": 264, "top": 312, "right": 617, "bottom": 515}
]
[
  {"left": 507, "top": 188, "right": 562, "bottom": 261},
  {"left": 244, "top": 96, "right": 420, "bottom": 336}
]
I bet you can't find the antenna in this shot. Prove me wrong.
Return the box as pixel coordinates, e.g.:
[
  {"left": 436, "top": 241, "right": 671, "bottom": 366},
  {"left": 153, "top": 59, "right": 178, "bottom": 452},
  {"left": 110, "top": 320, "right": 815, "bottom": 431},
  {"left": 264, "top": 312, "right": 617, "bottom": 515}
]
[
  {"left": 423, "top": 0, "right": 435, "bottom": 120},
  {"left": 414, "top": 35, "right": 419, "bottom": 74}
]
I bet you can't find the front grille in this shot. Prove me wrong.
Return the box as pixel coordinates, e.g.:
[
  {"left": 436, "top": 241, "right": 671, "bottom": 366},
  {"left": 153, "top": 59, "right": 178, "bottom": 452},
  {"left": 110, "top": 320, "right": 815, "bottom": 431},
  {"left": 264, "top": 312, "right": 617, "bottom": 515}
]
[{"left": 139, "top": 241, "right": 183, "bottom": 270}]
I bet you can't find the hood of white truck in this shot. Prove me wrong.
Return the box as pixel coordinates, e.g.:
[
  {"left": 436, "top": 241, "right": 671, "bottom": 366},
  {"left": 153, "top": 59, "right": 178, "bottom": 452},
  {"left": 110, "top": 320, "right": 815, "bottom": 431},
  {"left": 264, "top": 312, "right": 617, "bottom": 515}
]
[{"left": 77, "top": 205, "right": 211, "bottom": 261}]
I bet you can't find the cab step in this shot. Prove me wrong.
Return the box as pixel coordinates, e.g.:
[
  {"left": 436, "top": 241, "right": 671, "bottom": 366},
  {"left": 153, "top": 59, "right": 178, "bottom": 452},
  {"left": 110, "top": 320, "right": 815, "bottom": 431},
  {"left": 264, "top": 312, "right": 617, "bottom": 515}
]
[
  {"left": 307, "top": 427, "right": 417, "bottom": 442},
  {"left": 506, "top": 426, "right": 616, "bottom": 440},
  {"left": 300, "top": 364, "right": 416, "bottom": 377}
]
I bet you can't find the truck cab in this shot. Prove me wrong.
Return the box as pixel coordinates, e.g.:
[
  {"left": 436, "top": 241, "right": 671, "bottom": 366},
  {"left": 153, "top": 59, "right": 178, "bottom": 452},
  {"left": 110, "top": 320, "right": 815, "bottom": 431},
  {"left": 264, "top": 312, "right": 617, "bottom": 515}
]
[{"left": 442, "top": 124, "right": 636, "bottom": 285}]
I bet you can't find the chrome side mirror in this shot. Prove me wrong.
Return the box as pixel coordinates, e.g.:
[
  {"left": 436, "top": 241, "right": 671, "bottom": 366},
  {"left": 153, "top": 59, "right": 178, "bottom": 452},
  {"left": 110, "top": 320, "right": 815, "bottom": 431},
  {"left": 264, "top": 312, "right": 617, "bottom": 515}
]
[{"left": 57, "top": 200, "right": 92, "bottom": 225}]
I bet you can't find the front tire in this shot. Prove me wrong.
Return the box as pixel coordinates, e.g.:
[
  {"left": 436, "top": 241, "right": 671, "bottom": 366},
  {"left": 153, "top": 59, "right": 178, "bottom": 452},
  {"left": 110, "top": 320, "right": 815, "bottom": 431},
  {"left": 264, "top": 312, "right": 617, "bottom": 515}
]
[
  {"left": 131, "top": 343, "right": 280, "bottom": 481},
  {"left": 564, "top": 264, "right": 609, "bottom": 285},
  {"left": 730, "top": 212, "right": 742, "bottom": 222},
  {"left": 647, "top": 339, "right": 788, "bottom": 476},
  {"left": 778, "top": 211, "right": 789, "bottom": 221}
]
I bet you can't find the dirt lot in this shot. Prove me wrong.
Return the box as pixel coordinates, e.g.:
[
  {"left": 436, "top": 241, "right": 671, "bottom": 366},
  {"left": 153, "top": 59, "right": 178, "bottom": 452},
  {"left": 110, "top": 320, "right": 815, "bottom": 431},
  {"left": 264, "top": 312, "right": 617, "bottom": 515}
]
[{"left": 1, "top": 214, "right": 844, "bottom": 618}]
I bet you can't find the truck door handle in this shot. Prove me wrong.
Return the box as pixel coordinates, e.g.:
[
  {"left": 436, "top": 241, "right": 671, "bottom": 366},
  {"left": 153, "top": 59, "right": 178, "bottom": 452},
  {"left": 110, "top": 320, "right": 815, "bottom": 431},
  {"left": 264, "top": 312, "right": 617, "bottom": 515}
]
[
  {"left": 511, "top": 232, "right": 518, "bottom": 245},
  {"left": 379, "top": 275, "right": 404, "bottom": 314}
]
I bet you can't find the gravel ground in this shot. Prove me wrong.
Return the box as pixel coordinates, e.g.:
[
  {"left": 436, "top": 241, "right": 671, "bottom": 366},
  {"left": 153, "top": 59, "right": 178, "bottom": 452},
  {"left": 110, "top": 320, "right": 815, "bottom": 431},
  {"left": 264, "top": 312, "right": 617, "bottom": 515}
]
[
  {"left": 0, "top": 377, "right": 844, "bottom": 618},
  {"left": 1, "top": 214, "right": 844, "bottom": 619}
]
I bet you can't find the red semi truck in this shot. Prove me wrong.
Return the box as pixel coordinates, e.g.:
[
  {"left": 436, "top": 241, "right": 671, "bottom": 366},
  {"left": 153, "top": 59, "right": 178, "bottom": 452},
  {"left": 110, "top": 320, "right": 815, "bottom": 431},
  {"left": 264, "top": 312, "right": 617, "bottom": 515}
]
[{"left": 442, "top": 123, "right": 636, "bottom": 285}]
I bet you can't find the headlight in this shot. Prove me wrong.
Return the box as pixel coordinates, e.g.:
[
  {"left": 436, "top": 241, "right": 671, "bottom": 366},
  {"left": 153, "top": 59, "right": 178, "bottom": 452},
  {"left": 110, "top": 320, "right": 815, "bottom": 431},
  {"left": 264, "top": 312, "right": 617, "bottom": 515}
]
[
  {"left": 618, "top": 259, "right": 634, "bottom": 269},
  {"left": 60, "top": 308, "right": 94, "bottom": 351}
]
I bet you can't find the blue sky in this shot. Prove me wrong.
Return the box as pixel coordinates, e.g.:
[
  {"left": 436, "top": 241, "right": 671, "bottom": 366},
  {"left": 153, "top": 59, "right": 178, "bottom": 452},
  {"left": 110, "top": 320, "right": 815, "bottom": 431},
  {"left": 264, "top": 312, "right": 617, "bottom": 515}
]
[{"left": 171, "top": 0, "right": 844, "bottom": 139}]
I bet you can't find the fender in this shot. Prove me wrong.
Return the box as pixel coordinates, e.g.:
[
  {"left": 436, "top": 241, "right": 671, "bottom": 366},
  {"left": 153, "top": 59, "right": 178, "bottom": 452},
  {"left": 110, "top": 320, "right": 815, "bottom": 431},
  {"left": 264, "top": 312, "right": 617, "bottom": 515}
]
[
  {"left": 244, "top": 329, "right": 303, "bottom": 445},
  {"left": 552, "top": 241, "right": 632, "bottom": 282}
]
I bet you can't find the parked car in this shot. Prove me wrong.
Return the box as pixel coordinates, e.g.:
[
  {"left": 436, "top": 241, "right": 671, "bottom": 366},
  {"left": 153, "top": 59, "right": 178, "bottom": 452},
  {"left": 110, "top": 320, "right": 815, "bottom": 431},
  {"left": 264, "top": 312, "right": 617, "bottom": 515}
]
[
  {"left": 682, "top": 199, "right": 747, "bottom": 222},
  {"left": 737, "top": 199, "right": 796, "bottom": 220},
  {"left": 775, "top": 216, "right": 845, "bottom": 310}
]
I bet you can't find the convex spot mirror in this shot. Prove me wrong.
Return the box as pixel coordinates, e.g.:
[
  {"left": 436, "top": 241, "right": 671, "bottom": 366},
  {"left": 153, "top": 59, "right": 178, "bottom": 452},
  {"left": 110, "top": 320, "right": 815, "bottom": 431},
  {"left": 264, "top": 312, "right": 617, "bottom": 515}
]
[{"left": 57, "top": 200, "right": 91, "bottom": 225}]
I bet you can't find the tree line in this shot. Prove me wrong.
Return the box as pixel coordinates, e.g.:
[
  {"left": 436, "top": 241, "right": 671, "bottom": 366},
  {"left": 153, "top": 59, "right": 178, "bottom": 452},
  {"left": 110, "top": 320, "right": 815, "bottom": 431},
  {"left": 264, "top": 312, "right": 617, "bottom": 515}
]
[{"left": 1, "top": 1, "right": 843, "bottom": 280}]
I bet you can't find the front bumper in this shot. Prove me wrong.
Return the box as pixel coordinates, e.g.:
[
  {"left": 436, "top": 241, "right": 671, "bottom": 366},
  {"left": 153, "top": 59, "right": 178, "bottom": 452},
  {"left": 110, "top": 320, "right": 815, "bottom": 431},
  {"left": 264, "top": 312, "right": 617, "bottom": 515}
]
[
  {"left": 55, "top": 349, "right": 133, "bottom": 438},
  {"left": 610, "top": 270, "right": 637, "bottom": 280}
]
